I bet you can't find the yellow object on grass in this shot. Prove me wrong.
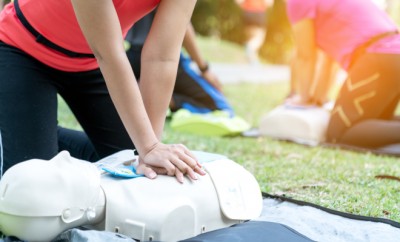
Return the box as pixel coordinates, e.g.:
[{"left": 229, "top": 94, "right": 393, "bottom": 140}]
[{"left": 170, "top": 109, "right": 251, "bottom": 136}]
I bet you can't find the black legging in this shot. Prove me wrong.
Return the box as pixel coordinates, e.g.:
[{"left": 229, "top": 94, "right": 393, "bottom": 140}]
[
  {"left": 327, "top": 52, "right": 400, "bottom": 149},
  {"left": 57, "top": 126, "right": 99, "bottom": 162},
  {"left": 0, "top": 42, "right": 134, "bottom": 174}
]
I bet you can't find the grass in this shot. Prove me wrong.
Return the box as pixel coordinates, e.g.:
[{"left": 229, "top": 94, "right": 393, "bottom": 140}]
[
  {"left": 162, "top": 82, "right": 400, "bottom": 222},
  {"left": 58, "top": 37, "right": 400, "bottom": 222},
  {"left": 193, "top": 35, "right": 248, "bottom": 64}
]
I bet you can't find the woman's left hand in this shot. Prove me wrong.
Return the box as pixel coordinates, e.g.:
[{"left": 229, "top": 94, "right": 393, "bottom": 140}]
[
  {"left": 137, "top": 142, "right": 206, "bottom": 183},
  {"left": 202, "top": 70, "right": 223, "bottom": 92}
]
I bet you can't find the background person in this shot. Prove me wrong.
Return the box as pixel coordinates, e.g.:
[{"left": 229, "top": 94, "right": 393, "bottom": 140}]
[
  {"left": 126, "top": 9, "right": 234, "bottom": 116},
  {"left": 235, "top": 0, "right": 274, "bottom": 65},
  {"left": 286, "top": 0, "right": 400, "bottom": 150},
  {"left": 0, "top": 0, "right": 205, "bottom": 182},
  {"left": 285, "top": 49, "right": 340, "bottom": 107}
]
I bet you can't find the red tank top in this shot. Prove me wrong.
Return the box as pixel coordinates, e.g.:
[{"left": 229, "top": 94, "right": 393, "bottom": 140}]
[{"left": 0, "top": 0, "right": 160, "bottom": 71}]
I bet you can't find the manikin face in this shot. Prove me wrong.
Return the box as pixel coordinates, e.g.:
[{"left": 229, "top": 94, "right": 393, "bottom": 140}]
[{"left": 0, "top": 151, "right": 102, "bottom": 241}]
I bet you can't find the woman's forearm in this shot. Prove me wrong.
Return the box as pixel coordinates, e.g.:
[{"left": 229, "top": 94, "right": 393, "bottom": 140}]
[
  {"left": 139, "top": 0, "right": 196, "bottom": 139},
  {"left": 183, "top": 23, "right": 208, "bottom": 71},
  {"left": 290, "top": 19, "right": 318, "bottom": 104},
  {"left": 291, "top": 52, "right": 317, "bottom": 103},
  {"left": 98, "top": 55, "right": 160, "bottom": 155},
  {"left": 139, "top": 59, "right": 178, "bottom": 140},
  {"left": 312, "top": 52, "right": 338, "bottom": 104}
]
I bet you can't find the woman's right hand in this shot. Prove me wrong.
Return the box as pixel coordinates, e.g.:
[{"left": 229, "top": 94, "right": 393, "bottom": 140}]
[
  {"left": 136, "top": 142, "right": 206, "bottom": 183},
  {"left": 285, "top": 93, "right": 311, "bottom": 107},
  {"left": 202, "top": 70, "right": 223, "bottom": 92}
]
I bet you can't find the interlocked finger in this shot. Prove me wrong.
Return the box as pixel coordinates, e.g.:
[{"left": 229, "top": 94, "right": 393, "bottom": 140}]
[
  {"left": 169, "top": 153, "right": 199, "bottom": 180},
  {"left": 141, "top": 142, "right": 206, "bottom": 182}
]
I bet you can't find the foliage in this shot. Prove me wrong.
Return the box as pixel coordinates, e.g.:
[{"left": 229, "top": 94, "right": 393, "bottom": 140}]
[
  {"left": 192, "top": 0, "right": 294, "bottom": 64},
  {"left": 192, "top": 0, "right": 242, "bottom": 39},
  {"left": 260, "top": 0, "right": 294, "bottom": 64},
  {"left": 387, "top": 0, "right": 400, "bottom": 25}
]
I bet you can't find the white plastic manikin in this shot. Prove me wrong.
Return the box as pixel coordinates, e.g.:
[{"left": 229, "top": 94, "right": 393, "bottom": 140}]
[
  {"left": 0, "top": 150, "right": 263, "bottom": 242},
  {"left": 259, "top": 104, "right": 331, "bottom": 146}
]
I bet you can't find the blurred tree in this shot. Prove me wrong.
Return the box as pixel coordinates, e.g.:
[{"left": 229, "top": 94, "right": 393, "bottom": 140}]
[
  {"left": 386, "top": 0, "right": 400, "bottom": 24},
  {"left": 191, "top": 0, "right": 293, "bottom": 64},
  {"left": 260, "top": 0, "right": 293, "bottom": 64},
  {"left": 1, "top": 0, "right": 9, "bottom": 8},
  {"left": 0, "top": 0, "right": 295, "bottom": 64},
  {"left": 191, "top": 0, "right": 244, "bottom": 42}
]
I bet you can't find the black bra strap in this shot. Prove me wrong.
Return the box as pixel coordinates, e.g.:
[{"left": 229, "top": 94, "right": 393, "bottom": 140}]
[{"left": 14, "top": 0, "right": 95, "bottom": 58}]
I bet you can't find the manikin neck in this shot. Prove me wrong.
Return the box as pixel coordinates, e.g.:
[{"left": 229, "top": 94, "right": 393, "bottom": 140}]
[{"left": 86, "top": 187, "right": 107, "bottom": 225}]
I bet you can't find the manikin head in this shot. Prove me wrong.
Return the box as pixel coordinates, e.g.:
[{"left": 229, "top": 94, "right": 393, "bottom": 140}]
[{"left": 0, "top": 151, "right": 105, "bottom": 242}]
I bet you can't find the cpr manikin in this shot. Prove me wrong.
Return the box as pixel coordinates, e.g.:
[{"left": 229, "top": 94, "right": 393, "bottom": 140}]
[
  {"left": 0, "top": 150, "right": 263, "bottom": 242},
  {"left": 259, "top": 104, "right": 332, "bottom": 146}
]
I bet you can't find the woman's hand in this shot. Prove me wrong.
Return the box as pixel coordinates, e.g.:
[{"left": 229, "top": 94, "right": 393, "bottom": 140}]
[
  {"left": 202, "top": 70, "right": 223, "bottom": 92},
  {"left": 136, "top": 142, "right": 206, "bottom": 183},
  {"left": 285, "top": 93, "right": 314, "bottom": 107},
  {"left": 285, "top": 93, "right": 330, "bottom": 108}
]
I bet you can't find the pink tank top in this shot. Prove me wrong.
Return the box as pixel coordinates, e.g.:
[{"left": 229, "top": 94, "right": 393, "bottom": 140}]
[
  {"left": 286, "top": 0, "right": 400, "bottom": 70},
  {"left": 0, "top": 0, "right": 160, "bottom": 71}
]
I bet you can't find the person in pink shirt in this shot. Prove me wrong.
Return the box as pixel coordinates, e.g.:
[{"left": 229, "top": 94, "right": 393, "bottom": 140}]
[
  {"left": 0, "top": 0, "right": 206, "bottom": 182},
  {"left": 286, "top": 0, "right": 400, "bottom": 150}
]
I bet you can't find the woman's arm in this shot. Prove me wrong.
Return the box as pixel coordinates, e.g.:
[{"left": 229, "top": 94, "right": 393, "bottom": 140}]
[
  {"left": 183, "top": 23, "right": 222, "bottom": 91},
  {"left": 139, "top": 0, "right": 195, "bottom": 140},
  {"left": 71, "top": 0, "right": 204, "bottom": 182},
  {"left": 139, "top": 0, "right": 207, "bottom": 180},
  {"left": 289, "top": 18, "right": 318, "bottom": 105},
  {"left": 183, "top": 23, "right": 207, "bottom": 71},
  {"left": 311, "top": 51, "right": 338, "bottom": 105},
  {"left": 289, "top": 18, "right": 337, "bottom": 106}
]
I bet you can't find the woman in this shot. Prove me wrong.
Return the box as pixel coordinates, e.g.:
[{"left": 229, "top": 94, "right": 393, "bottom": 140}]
[
  {"left": 286, "top": 0, "right": 400, "bottom": 150},
  {"left": 236, "top": 0, "right": 274, "bottom": 64},
  {"left": 0, "top": 0, "right": 206, "bottom": 182}
]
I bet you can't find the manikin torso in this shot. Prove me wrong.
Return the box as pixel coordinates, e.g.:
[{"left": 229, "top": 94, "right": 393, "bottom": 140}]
[{"left": 0, "top": 151, "right": 263, "bottom": 242}]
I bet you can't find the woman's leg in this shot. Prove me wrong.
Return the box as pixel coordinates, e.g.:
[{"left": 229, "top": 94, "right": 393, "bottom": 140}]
[
  {"left": 56, "top": 68, "right": 135, "bottom": 159},
  {"left": 57, "top": 126, "right": 99, "bottom": 162},
  {"left": 327, "top": 53, "right": 400, "bottom": 148},
  {"left": 242, "top": 11, "right": 267, "bottom": 64},
  {"left": 0, "top": 43, "right": 59, "bottom": 174}
]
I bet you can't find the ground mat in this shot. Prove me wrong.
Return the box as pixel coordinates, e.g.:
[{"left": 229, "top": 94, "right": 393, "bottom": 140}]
[{"left": 2, "top": 193, "right": 399, "bottom": 242}]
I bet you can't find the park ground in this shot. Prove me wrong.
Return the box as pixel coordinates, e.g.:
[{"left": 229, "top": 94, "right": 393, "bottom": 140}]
[{"left": 59, "top": 36, "right": 400, "bottom": 222}]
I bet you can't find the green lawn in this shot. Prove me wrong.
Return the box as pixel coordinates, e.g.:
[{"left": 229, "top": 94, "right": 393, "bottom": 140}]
[
  {"left": 163, "top": 82, "right": 400, "bottom": 222},
  {"left": 58, "top": 37, "right": 400, "bottom": 222}
]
